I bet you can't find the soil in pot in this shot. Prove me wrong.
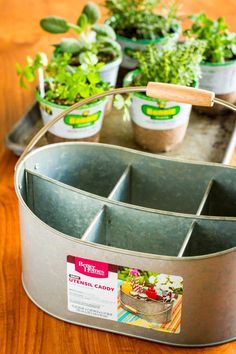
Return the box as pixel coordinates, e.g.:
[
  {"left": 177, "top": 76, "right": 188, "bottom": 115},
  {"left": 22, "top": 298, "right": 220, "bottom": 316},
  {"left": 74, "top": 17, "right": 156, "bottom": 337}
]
[{"left": 132, "top": 121, "right": 189, "bottom": 153}]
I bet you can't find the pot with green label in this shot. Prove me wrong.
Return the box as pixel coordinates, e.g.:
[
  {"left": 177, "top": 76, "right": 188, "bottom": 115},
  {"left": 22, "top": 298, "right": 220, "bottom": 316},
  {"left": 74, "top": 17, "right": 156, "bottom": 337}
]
[
  {"left": 36, "top": 92, "right": 107, "bottom": 143},
  {"left": 106, "top": 17, "right": 180, "bottom": 70},
  {"left": 124, "top": 71, "right": 194, "bottom": 153}
]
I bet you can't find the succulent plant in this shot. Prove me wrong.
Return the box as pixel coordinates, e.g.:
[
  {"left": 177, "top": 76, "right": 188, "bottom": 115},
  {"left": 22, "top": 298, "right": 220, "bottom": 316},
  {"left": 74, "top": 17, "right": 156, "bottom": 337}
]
[{"left": 40, "top": 2, "right": 121, "bottom": 65}]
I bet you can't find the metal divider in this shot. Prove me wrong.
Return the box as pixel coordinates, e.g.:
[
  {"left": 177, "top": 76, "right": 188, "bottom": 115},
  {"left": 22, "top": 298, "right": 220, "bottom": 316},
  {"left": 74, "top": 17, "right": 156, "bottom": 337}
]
[
  {"left": 177, "top": 221, "right": 196, "bottom": 257},
  {"left": 25, "top": 166, "right": 230, "bottom": 257},
  {"left": 80, "top": 204, "right": 193, "bottom": 256},
  {"left": 81, "top": 165, "right": 131, "bottom": 244},
  {"left": 180, "top": 219, "right": 236, "bottom": 256},
  {"left": 177, "top": 179, "right": 215, "bottom": 257},
  {"left": 108, "top": 165, "right": 131, "bottom": 202},
  {"left": 196, "top": 179, "right": 214, "bottom": 216},
  {"left": 81, "top": 207, "right": 106, "bottom": 243},
  {"left": 24, "top": 169, "right": 34, "bottom": 211},
  {"left": 23, "top": 168, "right": 105, "bottom": 239}
]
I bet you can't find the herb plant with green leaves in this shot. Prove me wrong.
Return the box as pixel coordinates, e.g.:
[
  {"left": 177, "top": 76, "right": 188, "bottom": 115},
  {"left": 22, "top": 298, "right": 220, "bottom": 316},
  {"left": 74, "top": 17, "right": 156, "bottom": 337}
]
[
  {"left": 114, "top": 39, "right": 206, "bottom": 116},
  {"left": 132, "top": 40, "right": 206, "bottom": 87},
  {"left": 105, "top": 0, "right": 179, "bottom": 40},
  {"left": 184, "top": 13, "right": 236, "bottom": 63},
  {"left": 40, "top": 2, "right": 121, "bottom": 66},
  {"left": 16, "top": 52, "right": 109, "bottom": 105}
]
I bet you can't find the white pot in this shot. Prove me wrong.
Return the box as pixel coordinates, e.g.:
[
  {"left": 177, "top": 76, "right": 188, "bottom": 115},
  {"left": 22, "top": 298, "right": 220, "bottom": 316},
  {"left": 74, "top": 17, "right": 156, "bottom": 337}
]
[
  {"left": 199, "top": 61, "right": 236, "bottom": 94},
  {"left": 36, "top": 92, "right": 107, "bottom": 140},
  {"left": 124, "top": 70, "right": 192, "bottom": 131},
  {"left": 130, "top": 92, "right": 192, "bottom": 131},
  {"left": 124, "top": 70, "right": 193, "bottom": 152},
  {"left": 130, "top": 93, "right": 192, "bottom": 152},
  {"left": 117, "top": 34, "right": 180, "bottom": 69},
  {"left": 116, "top": 29, "right": 180, "bottom": 69},
  {"left": 99, "top": 56, "right": 122, "bottom": 87}
]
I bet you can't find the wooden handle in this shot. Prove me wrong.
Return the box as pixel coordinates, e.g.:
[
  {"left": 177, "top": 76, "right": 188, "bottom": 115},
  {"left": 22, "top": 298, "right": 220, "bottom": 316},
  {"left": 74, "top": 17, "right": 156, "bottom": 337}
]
[{"left": 146, "top": 82, "right": 215, "bottom": 107}]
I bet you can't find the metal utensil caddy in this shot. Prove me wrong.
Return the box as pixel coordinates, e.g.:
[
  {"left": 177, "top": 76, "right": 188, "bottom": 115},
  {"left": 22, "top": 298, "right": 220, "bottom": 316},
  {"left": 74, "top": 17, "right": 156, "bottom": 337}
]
[{"left": 15, "top": 84, "right": 236, "bottom": 347}]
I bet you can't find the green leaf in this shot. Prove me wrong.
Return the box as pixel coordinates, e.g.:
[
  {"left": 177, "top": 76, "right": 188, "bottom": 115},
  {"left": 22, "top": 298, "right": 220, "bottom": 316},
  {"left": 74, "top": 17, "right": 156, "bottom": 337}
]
[
  {"left": 40, "top": 16, "right": 69, "bottom": 33},
  {"left": 37, "top": 52, "right": 48, "bottom": 66},
  {"left": 26, "top": 56, "right": 33, "bottom": 65},
  {"left": 23, "top": 67, "right": 35, "bottom": 82},
  {"left": 19, "top": 76, "right": 27, "bottom": 88},
  {"left": 185, "top": 12, "right": 235, "bottom": 63},
  {"left": 87, "top": 71, "right": 101, "bottom": 84},
  {"left": 76, "top": 13, "right": 88, "bottom": 30},
  {"left": 82, "top": 2, "right": 100, "bottom": 25},
  {"left": 96, "top": 62, "right": 105, "bottom": 70},
  {"left": 60, "top": 38, "right": 84, "bottom": 53},
  {"left": 79, "top": 52, "right": 98, "bottom": 66},
  {"left": 78, "top": 84, "right": 90, "bottom": 98},
  {"left": 98, "top": 37, "right": 121, "bottom": 54},
  {"left": 15, "top": 63, "right": 22, "bottom": 75},
  {"left": 114, "top": 94, "right": 125, "bottom": 110},
  {"left": 92, "top": 24, "right": 116, "bottom": 40}
]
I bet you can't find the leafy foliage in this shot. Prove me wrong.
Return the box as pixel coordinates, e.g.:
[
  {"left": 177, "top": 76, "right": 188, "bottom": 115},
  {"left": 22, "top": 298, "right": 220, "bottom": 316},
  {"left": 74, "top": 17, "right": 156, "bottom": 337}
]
[
  {"left": 16, "top": 53, "right": 48, "bottom": 88},
  {"left": 115, "top": 39, "right": 206, "bottom": 115},
  {"left": 184, "top": 13, "right": 236, "bottom": 63},
  {"left": 113, "top": 94, "right": 131, "bottom": 121},
  {"left": 133, "top": 40, "right": 206, "bottom": 86},
  {"left": 118, "top": 267, "right": 183, "bottom": 295},
  {"left": 16, "top": 52, "right": 109, "bottom": 105},
  {"left": 40, "top": 2, "right": 121, "bottom": 64},
  {"left": 105, "top": 0, "right": 179, "bottom": 40},
  {"left": 118, "top": 267, "right": 156, "bottom": 285}
]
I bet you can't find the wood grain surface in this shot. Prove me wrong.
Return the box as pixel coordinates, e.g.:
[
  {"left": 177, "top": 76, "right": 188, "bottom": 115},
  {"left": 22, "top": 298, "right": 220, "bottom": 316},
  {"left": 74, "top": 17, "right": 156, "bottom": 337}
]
[{"left": 0, "top": 1, "right": 236, "bottom": 353}]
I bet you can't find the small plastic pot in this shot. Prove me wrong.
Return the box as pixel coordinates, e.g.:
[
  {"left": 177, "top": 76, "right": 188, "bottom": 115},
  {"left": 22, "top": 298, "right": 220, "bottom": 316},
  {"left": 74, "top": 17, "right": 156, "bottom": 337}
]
[
  {"left": 36, "top": 92, "right": 107, "bottom": 143},
  {"left": 99, "top": 56, "right": 122, "bottom": 87},
  {"left": 124, "top": 70, "right": 193, "bottom": 153},
  {"left": 197, "top": 60, "right": 236, "bottom": 115},
  {"left": 99, "top": 56, "right": 122, "bottom": 115},
  {"left": 106, "top": 17, "right": 180, "bottom": 69}
]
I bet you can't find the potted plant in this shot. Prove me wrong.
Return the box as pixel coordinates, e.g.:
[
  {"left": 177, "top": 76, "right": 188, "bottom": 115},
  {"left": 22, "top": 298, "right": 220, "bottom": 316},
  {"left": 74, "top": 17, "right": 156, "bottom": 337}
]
[
  {"left": 122, "top": 40, "right": 205, "bottom": 153},
  {"left": 184, "top": 13, "right": 236, "bottom": 114},
  {"left": 105, "top": 0, "right": 180, "bottom": 70},
  {"left": 40, "top": 2, "right": 122, "bottom": 88},
  {"left": 16, "top": 52, "right": 109, "bottom": 143}
]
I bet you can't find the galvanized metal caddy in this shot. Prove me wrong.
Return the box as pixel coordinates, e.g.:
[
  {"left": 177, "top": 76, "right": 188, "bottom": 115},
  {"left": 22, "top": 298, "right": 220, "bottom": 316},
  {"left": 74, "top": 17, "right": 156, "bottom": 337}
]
[
  {"left": 15, "top": 84, "right": 236, "bottom": 347},
  {"left": 120, "top": 288, "right": 174, "bottom": 323}
]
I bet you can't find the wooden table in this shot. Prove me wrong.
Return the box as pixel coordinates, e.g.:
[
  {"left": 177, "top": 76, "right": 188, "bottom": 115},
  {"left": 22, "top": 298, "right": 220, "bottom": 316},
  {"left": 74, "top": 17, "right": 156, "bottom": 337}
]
[{"left": 0, "top": 1, "right": 235, "bottom": 353}]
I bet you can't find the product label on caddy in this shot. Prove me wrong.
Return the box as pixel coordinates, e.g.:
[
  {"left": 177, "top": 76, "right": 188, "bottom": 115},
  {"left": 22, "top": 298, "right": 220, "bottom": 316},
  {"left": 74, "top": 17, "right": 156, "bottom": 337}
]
[{"left": 67, "top": 255, "right": 183, "bottom": 334}]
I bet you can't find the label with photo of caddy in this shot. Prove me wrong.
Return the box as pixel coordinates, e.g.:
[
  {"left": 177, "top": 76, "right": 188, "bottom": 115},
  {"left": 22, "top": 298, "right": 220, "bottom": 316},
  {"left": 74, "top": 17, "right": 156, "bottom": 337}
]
[{"left": 67, "top": 255, "right": 183, "bottom": 334}]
